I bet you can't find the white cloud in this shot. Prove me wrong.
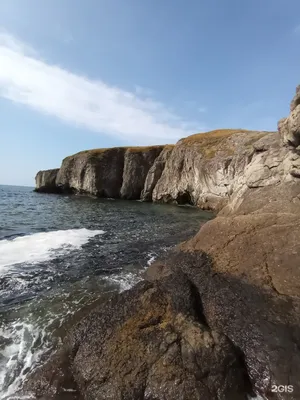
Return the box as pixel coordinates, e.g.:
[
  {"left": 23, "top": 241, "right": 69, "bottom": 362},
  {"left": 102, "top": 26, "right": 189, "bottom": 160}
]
[
  {"left": 0, "top": 32, "right": 204, "bottom": 144},
  {"left": 198, "top": 107, "right": 207, "bottom": 113},
  {"left": 0, "top": 30, "right": 37, "bottom": 56}
]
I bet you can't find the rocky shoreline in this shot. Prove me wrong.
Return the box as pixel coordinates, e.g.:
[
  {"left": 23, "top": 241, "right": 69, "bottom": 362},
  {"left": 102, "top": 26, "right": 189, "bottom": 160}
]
[{"left": 27, "top": 86, "right": 300, "bottom": 399}]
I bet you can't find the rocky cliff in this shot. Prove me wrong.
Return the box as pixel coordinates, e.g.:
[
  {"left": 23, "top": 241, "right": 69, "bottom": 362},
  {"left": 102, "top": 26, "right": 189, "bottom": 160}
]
[
  {"left": 36, "top": 146, "right": 165, "bottom": 200},
  {"left": 34, "top": 130, "right": 277, "bottom": 209},
  {"left": 35, "top": 124, "right": 298, "bottom": 213},
  {"left": 35, "top": 168, "right": 60, "bottom": 193},
  {"left": 278, "top": 85, "right": 300, "bottom": 149},
  {"left": 28, "top": 86, "right": 300, "bottom": 400},
  {"left": 56, "top": 147, "right": 126, "bottom": 197},
  {"left": 120, "top": 146, "right": 164, "bottom": 199}
]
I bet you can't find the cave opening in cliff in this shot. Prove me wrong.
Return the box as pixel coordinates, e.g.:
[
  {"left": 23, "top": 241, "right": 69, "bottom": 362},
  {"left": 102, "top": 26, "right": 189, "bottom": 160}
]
[{"left": 176, "top": 191, "right": 193, "bottom": 205}]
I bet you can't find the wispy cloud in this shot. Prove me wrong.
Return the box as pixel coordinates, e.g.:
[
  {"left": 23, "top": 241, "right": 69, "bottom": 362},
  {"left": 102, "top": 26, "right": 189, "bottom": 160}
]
[
  {"left": 0, "top": 30, "right": 37, "bottom": 56},
  {"left": 0, "top": 32, "right": 204, "bottom": 144},
  {"left": 198, "top": 107, "right": 207, "bottom": 113}
]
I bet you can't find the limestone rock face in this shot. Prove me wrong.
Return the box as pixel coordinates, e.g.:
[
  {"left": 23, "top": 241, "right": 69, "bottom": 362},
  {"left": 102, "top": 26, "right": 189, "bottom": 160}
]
[
  {"left": 56, "top": 148, "right": 126, "bottom": 197},
  {"left": 35, "top": 129, "right": 297, "bottom": 212},
  {"left": 36, "top": 146, "right": 165, "bottom": 199},
  {"left": 290, "top": 84, "right": 300, "bottom": 112},
  {"left": 141, "top": 145, "right": 174, "bottom": 201},
  {"left": 151, "top": 130, "right": 272, "bottom": 210},
  {"left": 35, "top": 95, "right": 300, "bottom": 211},
  {"left": 120, "top": 146, "right": 164, "bottom": 199},
  {"left": 278, "top": 85, "right": 300, "bottom": 148},
  {"left": 35, "top": 168, "right": 59, "bottom": 193},
  {"left": 220, "top": 133, "right": 298, "bottom": 215},
  {"left": 24, "top": 272, "right": 251, "bottom": 400}
]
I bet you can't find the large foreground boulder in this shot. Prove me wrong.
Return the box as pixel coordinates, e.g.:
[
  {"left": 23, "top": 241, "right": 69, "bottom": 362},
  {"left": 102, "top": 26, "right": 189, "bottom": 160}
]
[
  {"left": 24, "top": 271, "right": 252, "bottom": 400},
  {"left": 147, "top": 247, "right": 300, "bottom": 399},
  {"left": 178, "top": 211, "right": 300, "bottom": 397}
]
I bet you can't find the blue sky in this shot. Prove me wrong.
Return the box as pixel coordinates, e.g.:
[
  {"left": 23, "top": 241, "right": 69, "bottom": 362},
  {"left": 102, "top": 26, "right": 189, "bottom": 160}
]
[{"left": 0, "top": 0, "right": 300, "bottom": 186}]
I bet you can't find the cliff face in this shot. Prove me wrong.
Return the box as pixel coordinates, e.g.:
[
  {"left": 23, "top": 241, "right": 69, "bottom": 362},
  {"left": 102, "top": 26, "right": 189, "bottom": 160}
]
[
  {"left": 36, "top": 130, "right": 290, "bottom": 210},
  {"left": 35, "top": 123, "right": 298, "bottom": 212},
  {"left": 278, "top": 84, "right": 300, "bottom": 177},
  {"left": 56, "top": 148, "right": 126, "bottom": 197},
  {"left": 120, "top": 146, "right": 164, "bottom": 199},
  {"left": 35, "top": 168, "right": 60, "bottom": 193},
  {"left": 152, "top": 130, "right": 272, "bottom": 210},
  {"left": 278, "top": 85, "right": 300, "bottom": 148},
  {"left": 141, "top": 145, "right": 174, "bottom": 201},
  {"left": 36, "top": 146, "right": 164, "bottom": 200}
]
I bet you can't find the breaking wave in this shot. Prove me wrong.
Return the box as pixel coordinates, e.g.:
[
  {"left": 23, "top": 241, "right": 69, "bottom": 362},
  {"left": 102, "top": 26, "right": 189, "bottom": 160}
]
[{"left": 0, "top": 229, "right": 105, "bottom": 270}]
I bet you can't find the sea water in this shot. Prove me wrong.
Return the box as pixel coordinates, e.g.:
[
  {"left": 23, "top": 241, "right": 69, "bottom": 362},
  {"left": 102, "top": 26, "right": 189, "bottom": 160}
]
[{"left": 0, "top": 184, "right": 213, "bottom": 398}]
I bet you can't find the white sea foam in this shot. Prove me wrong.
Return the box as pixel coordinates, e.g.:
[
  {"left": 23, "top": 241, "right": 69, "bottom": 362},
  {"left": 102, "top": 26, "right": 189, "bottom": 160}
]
[
  {"left": 0, "top": 321, "right": 51, "bottom": 399},
  {"left": 0, "top": 229, "right": 105, "bottom": 270},
  {"left": 105, "top": 272, "right": 142, "bottom": 292},
  {"left": 147, "top": 252, "right": 157, "bottom": 266}
]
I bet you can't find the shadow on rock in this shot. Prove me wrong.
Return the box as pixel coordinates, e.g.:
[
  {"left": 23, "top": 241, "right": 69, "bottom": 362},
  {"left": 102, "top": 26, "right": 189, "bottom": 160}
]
[
  {"left": 23, "top": 266, "right": 253, "bottom": 400},
  {"left": 146, "top": 251, "right": 300, "bottom": 400}
]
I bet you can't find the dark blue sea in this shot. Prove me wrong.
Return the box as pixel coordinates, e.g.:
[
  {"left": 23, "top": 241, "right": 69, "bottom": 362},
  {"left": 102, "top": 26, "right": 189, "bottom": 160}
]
[{"left": 0, "top": 184, "right": 213, "bottom": 398}]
